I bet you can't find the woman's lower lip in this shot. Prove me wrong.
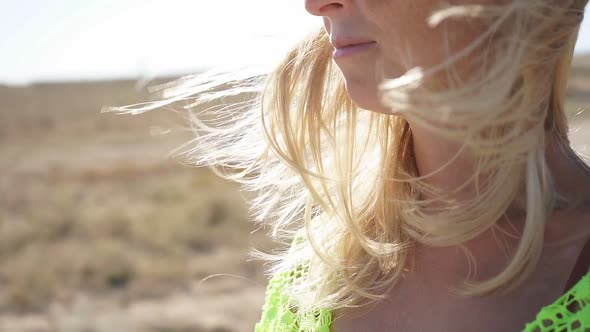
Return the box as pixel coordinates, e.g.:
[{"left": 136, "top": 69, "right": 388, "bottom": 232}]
[{"left": 333, "top": 42, "right": 376, "bottom": 59}]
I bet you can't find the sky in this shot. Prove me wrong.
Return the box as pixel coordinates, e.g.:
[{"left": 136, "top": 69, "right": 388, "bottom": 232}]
[{"left": 2, "top": 1, "right": 590, "bottom": 85}]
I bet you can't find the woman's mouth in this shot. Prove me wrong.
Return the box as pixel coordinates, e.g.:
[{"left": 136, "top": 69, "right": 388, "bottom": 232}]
[{"left": 333, "top": 41, "right": 377, "bottom": 59}]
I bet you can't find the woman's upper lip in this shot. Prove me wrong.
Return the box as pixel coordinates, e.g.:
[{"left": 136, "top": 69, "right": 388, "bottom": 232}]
[{"left": 331, "top": 38, "right": 376, "bottom": 49}]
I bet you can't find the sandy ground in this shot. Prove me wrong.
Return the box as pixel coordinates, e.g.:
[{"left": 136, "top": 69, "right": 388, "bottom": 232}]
[
  {"left": 0, "top": 118, "right": 271, "bottom": 331},
  {"left": 0, "top": 262, "right": 266, "bottom": 332}
]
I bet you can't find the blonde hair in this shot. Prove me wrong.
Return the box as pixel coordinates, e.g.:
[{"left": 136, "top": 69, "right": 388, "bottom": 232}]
[{"left": 107, "top": 0, "right": 590, "bottom": 315}]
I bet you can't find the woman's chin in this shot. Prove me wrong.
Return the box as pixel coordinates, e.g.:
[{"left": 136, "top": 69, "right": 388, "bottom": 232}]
[
  {"left": 342, "top": 78, "right": 399, "bottom": 115},
  {"left": 347, "top": 90, "right": 395, "bottom": 115}
]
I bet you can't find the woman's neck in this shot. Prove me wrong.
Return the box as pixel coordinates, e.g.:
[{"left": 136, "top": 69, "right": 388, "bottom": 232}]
[
  {"left": 408, "top": 119, "right": 479, "bottom": 201},
  {"left": 408, "top": 117, "right": 590, "bottom": 212}
]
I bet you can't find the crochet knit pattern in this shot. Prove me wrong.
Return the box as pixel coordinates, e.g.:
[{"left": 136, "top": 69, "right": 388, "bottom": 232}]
[
  {"left": 254, "top": 264, "right": 333, "bottom": 332},
  {"left": 522, "top": 272, "right": 590, "bottom": 331}
]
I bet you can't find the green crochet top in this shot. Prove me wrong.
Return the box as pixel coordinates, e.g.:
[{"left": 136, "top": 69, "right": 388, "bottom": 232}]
[{"left": 254, "top": 238, "right": 590, "bottom": 331}]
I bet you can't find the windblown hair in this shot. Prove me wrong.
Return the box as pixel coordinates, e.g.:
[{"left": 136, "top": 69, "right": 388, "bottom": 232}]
[{"left": 108, "top": 0, "right": 590, "bottom": 314}]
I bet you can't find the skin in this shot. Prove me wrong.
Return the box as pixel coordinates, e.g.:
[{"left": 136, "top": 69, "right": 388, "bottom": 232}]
[{"left": 304, "top": 1, "right": 590, "bottom": 330}]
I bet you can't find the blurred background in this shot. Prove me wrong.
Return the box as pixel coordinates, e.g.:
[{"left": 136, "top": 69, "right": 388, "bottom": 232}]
[{"left": 0, "top": 1, "right": 589, "bottom": 331}]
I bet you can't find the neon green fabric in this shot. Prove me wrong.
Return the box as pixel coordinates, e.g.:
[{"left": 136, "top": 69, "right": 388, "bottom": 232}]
[
  {"left": 255, "top": 238, "right": 590, "bottom": 331},
  {"left": 254, "top": 263, "right": 333, "bottom": 332},
  {"left": 522, "top": 272, "right": 590, "bottom": 331}
]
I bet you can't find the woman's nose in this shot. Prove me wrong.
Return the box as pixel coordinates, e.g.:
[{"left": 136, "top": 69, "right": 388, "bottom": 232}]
[{"left": 304, "top": 0, "right": 351, "bottom": 17}]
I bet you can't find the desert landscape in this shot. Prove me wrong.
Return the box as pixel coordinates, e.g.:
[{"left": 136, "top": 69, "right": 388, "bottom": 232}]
[{"left": 0, "top": 56, "right": 589, "bottom": 332}]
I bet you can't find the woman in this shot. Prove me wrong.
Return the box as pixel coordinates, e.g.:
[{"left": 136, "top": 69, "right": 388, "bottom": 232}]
[
  {"left": 109, "top": 0, "right": 590, "bottom": 330},
  {"left": 251, "top": 0, "right": 590, "bottom": 330}
]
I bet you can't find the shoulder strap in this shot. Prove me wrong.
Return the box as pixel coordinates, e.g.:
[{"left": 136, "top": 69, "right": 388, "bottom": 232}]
[{"left": 562, "top": 237, "right": 590, "bottom": 293}]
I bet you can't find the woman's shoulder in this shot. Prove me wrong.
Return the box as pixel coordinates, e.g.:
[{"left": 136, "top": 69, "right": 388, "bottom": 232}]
[{"left": 254, "top": 263, "right": 590, "bottom": 332}]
